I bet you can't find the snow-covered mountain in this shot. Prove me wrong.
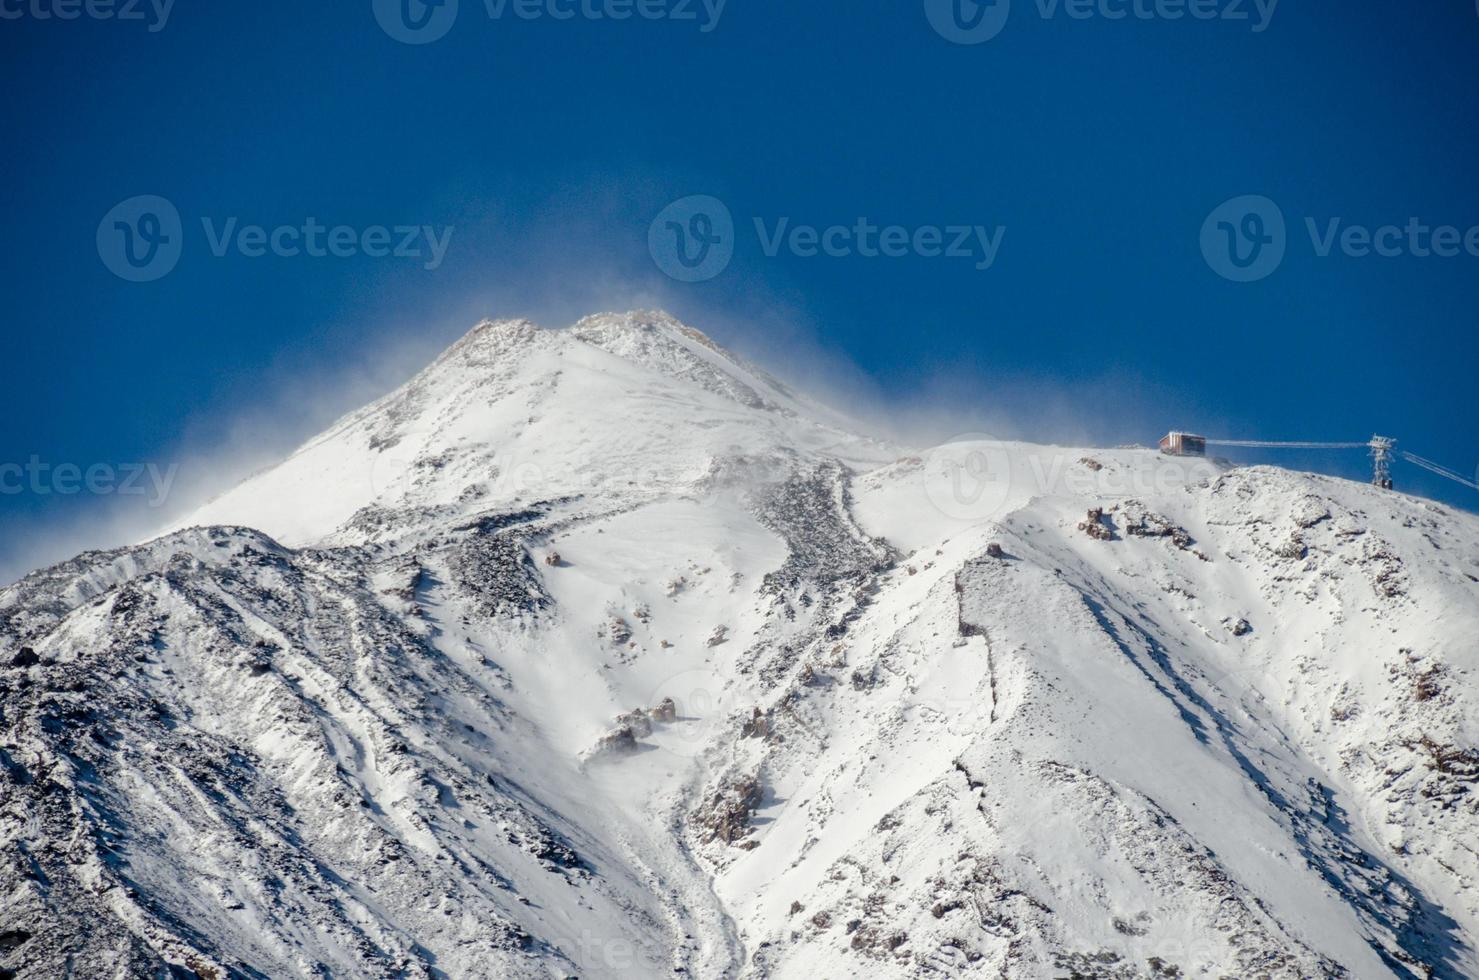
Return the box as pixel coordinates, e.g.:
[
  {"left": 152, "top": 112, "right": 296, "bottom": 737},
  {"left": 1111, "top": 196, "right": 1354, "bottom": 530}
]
[{"left": 4, "top": 311, "right": 1479, "bottom": 979}]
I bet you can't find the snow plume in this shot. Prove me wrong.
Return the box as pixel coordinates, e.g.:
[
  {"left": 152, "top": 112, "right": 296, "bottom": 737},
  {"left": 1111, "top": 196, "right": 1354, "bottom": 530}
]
[
  {"left": 0, "top": 299, "right": 1184, "bottom": 584},
  {"left": 642, "top": 302, "right": 1187, "bottom": 455},
  {"left": 0, "top": 311, "right": 463, "bottom": 584}
]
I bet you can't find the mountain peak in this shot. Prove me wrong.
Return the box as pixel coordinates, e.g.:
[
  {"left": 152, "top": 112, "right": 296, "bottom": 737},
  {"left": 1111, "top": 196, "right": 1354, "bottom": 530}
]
[
  {"left": 570, "top": 308, "right": 687, "bottom": 334},
  {"left": 440, "top": 311, "right": 727, "bottom": 380},
  {"left": 173, "top": 311, "right": 878, "bottom": 547},
  {"left": 458, "top": 309, "right": 704, "bottom": 346}
]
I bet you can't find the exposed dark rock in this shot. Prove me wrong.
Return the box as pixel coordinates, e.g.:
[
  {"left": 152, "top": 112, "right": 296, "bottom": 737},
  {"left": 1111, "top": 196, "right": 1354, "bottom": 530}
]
[
  {"left": 1405, "top": 736, "right": 1479, "bottom": 788},
  {"left": 739, "top": 459, "right": 896, "bottom": 592},
  {"left": 616, "top": 709, "right": 653, "bottom": 738},
  {"left": 1272, "top": 534, "right": 1307, "bottom": 560},
  {"left": 1122, "top": 502, "right": 1194, "bottom": 550},
  {"left": 594, "top": 725, "right": 640, "bottom": 757},
  {"left": 447, "top": 509, "right": 551, "bottom": 617},
  {"left": 649, "top": 697, "right": 677, "bottom": 723},
  {"left": 693, "top": 774, "right": 763, "bottom": 846},
  {"left": 1078, "top": 508, "right": 1115, "bottom": 542},
  {"left": 606, "top": 617, "right": 633, "bottom": 646}
]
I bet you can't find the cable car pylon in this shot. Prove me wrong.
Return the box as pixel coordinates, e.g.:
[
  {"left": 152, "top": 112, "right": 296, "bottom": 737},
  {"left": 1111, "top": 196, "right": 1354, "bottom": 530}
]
[{"left": 1159, "top": 431, "right": 1475, "bottom": 494}]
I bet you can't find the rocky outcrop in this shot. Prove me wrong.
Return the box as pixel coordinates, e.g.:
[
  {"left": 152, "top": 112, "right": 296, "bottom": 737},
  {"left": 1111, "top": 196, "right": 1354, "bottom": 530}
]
[
  {"left": 1121, "top": 500, "right": 1195, "bottom": 550},
  {"left": 693, "top": 774, "right": 764, "bottom": 847},
  {"left": 1078, "top": 507, "right": 1115, "bottom": 541}
]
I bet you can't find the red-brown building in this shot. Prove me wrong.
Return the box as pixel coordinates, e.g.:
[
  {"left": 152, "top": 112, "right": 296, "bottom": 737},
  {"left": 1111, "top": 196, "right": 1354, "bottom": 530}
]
[{"left": 1159, "top": 432, "right": 1207, "bottom": 457}]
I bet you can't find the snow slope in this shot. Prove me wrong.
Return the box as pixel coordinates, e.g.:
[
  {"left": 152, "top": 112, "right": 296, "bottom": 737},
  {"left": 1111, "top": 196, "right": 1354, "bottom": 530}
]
[{"left": 3, "top": 311, "right": 1478, "bottom": 978}]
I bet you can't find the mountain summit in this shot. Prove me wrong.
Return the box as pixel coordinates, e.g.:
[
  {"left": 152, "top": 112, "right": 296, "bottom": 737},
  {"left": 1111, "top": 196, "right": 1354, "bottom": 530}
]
[
  {"left": 179, "top": 310, "right": 878, "bottom": 547},
  {"left": 4, "top": 313, "right": 1479, "bottom": 978}
]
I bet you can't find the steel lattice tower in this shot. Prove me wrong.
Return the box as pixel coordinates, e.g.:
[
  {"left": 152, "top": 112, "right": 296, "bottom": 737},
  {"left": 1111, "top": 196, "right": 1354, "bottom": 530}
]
[{"left": 1369, "top": 436, "right": 1396, "bottom": 489}]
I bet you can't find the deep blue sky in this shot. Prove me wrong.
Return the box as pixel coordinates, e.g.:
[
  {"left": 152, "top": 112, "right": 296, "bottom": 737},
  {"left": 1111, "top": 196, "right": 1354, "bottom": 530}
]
[{"left": 2, "top": 0, "right": 1478, "bottom": 580}]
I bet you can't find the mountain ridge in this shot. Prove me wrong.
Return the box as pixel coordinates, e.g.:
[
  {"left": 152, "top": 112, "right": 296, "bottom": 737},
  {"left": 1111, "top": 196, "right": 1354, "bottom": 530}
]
[{"left": 3, "top": 313, "right": 1479, "bottom": 978}]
